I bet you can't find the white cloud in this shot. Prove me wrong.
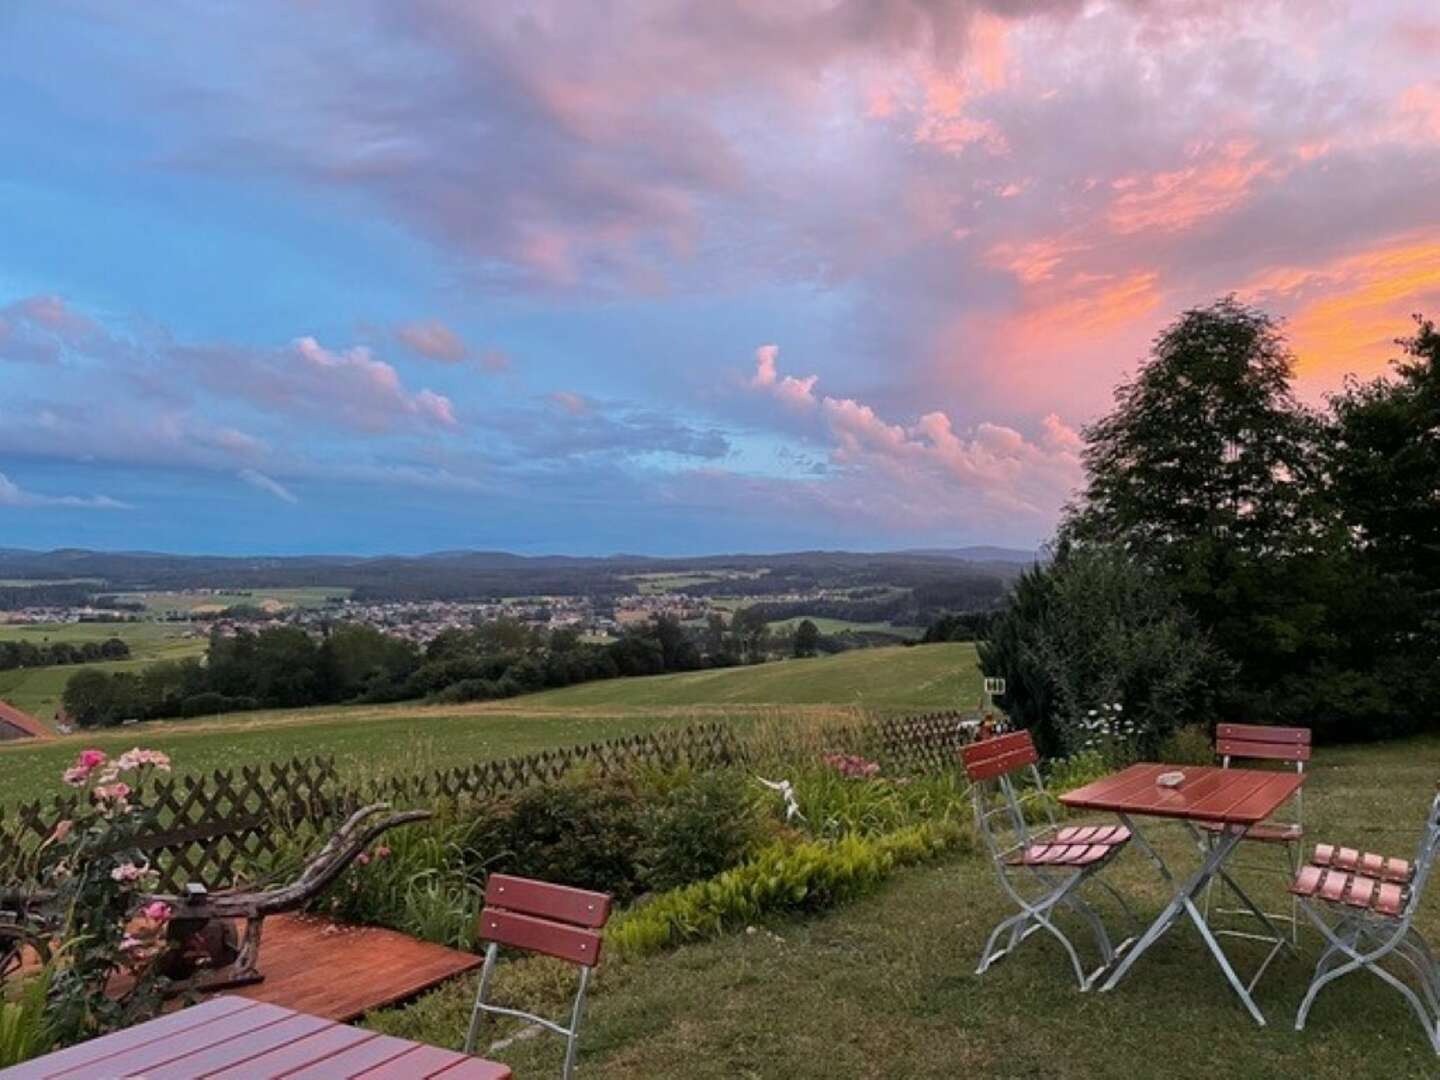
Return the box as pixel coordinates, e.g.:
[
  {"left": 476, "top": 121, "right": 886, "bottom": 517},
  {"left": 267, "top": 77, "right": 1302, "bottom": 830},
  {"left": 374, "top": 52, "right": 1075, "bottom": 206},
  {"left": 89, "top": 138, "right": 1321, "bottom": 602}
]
[
  {"left": 238, "top": 468, "right": 299, "bottom": 504},
  {"left": 0, "top": 472, "right": 132, "bottom": 510}
]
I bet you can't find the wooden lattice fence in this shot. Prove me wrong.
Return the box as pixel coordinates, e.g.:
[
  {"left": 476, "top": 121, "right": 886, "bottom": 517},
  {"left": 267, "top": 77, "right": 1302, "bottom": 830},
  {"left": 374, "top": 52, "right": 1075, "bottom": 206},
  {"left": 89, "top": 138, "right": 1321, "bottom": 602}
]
[{"left": 0, "top": 710, "right": 981, "bottom": 892}]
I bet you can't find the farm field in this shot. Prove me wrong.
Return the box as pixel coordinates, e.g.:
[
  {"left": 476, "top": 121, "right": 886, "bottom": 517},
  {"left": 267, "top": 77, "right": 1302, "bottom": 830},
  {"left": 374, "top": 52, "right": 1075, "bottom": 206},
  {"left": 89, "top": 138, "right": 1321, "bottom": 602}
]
[
  {"left": 0, "top": 620, "right": 207, "bottom": 721},
  {"left": 764, "top": 616, "right": 924, "bottom": 640},
  {"left": 109, "top": 586, "right": 351, "bottom": 613},
  {"left": 0, "top": 643, "right": 981, "bottom": 804},
  {"left": 515, "top": 643, "right": 977, "bottom": 710}
]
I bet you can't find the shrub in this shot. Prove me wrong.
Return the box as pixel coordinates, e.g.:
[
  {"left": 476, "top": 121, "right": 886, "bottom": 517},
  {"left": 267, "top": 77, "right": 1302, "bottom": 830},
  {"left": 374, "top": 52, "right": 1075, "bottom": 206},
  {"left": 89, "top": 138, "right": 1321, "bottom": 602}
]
[
  {"left": 783, "top": 764, "right": 972, "bottom": 839},
  {"left": 465, "top": 773, "right": 648, "bottom": 901},
  {"left": 980, "top": 545, "right": 1231, "bottom": 757},
  {"left": 634, "top": 768, "right": 764, "bottom": 893},
  {"left": 607, "top": 821, "right": 966, "bottom": 959},
  {"left": 1157, "top": 722, "right": 1214, "bottom": 765}
]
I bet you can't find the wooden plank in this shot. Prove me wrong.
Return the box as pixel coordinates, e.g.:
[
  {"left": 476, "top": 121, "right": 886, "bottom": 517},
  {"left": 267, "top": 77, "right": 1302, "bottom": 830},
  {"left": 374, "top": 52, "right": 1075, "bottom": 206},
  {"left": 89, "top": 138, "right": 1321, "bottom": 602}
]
[
  {"left": 484, "top": 874, "right": 611, "bottom": 928},
  {"left": 0, "top": 999, "right": 256, "bottom": 1080},
  {"left": 1215, "top": 723, "right": 1311, "bottom": 745},
  {"left": 203, "top": 1022, "right": 379, "bottom": 1079},
  {"left": 479, "top": 908, "right": 602, "bottom": 967},
  {"left": 432, "top": 1059, "right": 514, "bottom": 1079},
  {"left": 1216, "top": 738, "right": 1310, "bottom": 762},
  {"left": 45, "top": 1003, "right": 293, "bottom": 1078},
  {"left": 137, "top": 1012, "right": 331, "bottom": 1079},
  {"left": 353, "top": 1045, "right": 473, "bottom": 1079},
  {"left": 280, "top": 1035, "right": 422, "bottom": 1080},
  {"left": 1212, "top": 772, "right": 1305, "bottom": 825}
]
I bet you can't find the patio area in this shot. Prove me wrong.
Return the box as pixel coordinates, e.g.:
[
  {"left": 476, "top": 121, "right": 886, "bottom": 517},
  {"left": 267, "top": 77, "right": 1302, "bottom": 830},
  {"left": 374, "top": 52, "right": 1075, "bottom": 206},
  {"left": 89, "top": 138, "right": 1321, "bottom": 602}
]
[{"left": 373, "top": 732, "right": 1440, "bottom": 1078}]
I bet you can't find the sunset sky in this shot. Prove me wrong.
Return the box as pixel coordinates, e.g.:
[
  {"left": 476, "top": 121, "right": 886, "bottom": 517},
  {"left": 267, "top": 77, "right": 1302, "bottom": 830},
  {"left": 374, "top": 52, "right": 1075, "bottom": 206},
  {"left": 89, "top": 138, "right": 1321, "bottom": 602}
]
[{"left": 3, "top": 1, "right": 1439, "bottom": 555}]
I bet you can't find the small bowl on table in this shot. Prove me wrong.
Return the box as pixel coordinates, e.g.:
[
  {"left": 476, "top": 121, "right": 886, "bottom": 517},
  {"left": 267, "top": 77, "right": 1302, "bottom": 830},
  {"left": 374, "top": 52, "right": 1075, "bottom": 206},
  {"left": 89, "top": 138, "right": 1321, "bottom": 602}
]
[{"left": 1155, "top": 770, "right": 1186, "bottom": 788}]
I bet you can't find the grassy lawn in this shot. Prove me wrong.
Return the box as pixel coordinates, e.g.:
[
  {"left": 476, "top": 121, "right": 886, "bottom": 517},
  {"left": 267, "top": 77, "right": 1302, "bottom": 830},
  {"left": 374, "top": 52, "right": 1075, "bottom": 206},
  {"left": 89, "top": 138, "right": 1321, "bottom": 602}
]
[
  {"left": 515, "top": 643, "right": 978, "bottom": 710},
  {"left": 370, "top": 733, "right": 1440, "bottom": 1078},
  {"left": 0, "top": 644, "right": 977, "bottom": 804}
]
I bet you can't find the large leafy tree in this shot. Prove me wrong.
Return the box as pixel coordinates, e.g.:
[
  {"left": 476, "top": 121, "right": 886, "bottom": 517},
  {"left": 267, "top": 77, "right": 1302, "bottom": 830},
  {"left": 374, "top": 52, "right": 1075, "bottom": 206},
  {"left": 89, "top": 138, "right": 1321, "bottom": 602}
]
[
  {"left": 1062, "top": 298, "right": 1365, "bottom": 734},
  {"left": 1328, "top": 318, "right": 1440, "bottom": 732}
]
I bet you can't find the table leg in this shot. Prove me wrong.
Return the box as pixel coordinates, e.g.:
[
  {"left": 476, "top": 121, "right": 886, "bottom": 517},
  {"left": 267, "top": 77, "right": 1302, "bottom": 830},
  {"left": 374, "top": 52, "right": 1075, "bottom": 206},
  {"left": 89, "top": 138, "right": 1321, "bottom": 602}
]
[
  {"left": 1181, "top": 820, "right": 1296, "bottom": 958},
  {"left": 1100, "top": 822, "right": 1274, "bottom": 1025}
]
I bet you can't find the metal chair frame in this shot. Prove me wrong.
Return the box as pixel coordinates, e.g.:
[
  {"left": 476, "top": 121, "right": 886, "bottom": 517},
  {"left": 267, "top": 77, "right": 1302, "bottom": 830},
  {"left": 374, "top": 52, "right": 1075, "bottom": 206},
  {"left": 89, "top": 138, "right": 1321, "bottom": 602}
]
[
  {"left": 1294, "top": 788, "right": 1440, "bottom": 1054},
  {"left": 1202, "top": 724, "right": 1309, "bottom": 947},
  {"left": 464, "top": 874, "right": 612, "bottom": 1080},
  {"left": 964, "top": 732, "right": 1136, "bottom": 990}
]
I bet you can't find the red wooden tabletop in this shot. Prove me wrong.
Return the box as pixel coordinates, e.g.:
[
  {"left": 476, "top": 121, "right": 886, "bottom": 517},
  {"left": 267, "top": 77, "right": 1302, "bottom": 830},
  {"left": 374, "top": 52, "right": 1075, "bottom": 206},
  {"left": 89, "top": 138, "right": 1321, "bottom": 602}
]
[
  {"left": 1058, "top": 762, "right": 1304, "bottom": 825},
  {"left": 0, "top": 997, "right": 511, "bottom": 1080}
]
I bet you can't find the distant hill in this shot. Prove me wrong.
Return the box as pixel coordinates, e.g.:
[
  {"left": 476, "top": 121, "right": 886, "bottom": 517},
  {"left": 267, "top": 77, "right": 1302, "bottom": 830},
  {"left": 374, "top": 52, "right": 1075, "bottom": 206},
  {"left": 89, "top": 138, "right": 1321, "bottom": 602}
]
[
  {"left": 903, "top": 546, "right": 1039, "bottom": 564},
  {"left": 0, "top": 546, "right": 1024, "bottom": 607}
]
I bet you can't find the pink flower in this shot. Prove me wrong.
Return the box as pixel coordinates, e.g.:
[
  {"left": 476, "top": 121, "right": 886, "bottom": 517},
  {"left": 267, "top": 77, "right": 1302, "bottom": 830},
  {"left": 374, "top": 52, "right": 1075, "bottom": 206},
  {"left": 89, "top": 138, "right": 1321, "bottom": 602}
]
[
  {"left": 120, "top": 934, "right": 144, "bottom": 953},
  {"left": 50, "top": 820, "right": 73, "bottom": 842},
  {"left": 62, "top": 767, "right": 89, "bottom": 787},
  {"left": 117, "top": 748, "right": 171, "bottom": 773},
  {"left": 79, "top": 749, "right": 107, "bottom": 770},
  {"left": 94, "top": 782, "right": 132, "bottom": 803},
  {"left": 111, "top": 862, "right": 145, "bottom": 883},
  {"left": 374, "top": 845, "right": 391, "bottom": 860},
  {"left": 355, "top": 852, "right": 371, "bottom": 866},
  {"left": 141, "top": 901, "right": 172, "bottom": 923}
]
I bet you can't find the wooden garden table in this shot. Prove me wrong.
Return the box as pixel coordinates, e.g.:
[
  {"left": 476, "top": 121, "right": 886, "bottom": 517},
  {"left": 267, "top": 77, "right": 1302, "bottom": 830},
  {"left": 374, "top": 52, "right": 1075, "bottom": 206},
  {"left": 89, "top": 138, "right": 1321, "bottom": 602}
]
[
  {"left": 0, "top": 996, "right": 511, "bottom": 1079},
  {"left": 1059, "top": 761, "right": 1305, "bottom": 1025}
]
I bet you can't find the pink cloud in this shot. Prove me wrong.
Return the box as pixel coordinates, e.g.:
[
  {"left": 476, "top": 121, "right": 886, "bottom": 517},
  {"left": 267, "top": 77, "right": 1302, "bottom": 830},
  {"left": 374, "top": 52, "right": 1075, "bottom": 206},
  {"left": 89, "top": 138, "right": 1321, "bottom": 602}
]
[
  {"left": 548, "top": 390, "right": 594, "bottom": 416},
  {"left": 1106, "top": 140, "right": 1279, "bottom": 236},
  {"left": 395, "top": 320, "right": 467, "bottom": 362},
  {"left": 749, "top": 344, "right": 818, "bottom": 409},
  {"left": 741, "top": 345, "right": 1084, "bottom": 526}
]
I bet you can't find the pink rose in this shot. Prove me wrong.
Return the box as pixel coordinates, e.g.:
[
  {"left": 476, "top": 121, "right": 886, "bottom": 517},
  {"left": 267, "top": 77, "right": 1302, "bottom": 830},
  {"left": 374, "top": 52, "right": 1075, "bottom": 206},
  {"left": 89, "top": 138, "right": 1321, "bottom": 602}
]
[
  {"left": 79, "top": 749, "right": 107, "bottom": 770},
  {"left": 141, "top": 901, "right": 172, "bottom": 922},
  {"left": 50, "top": 820, "right": 73, "bottom": 842},
  {"left": 62, "top": 767, "right": 89, "bottom": 787},
  {"left": 356, "top": 852, "right": 371, "bottom": 866},
  {"left": 374, "top": 845, "right": 391, "bottom": 860},
  {"left": 111, "top": 862, "right": 145, "bottom": 883}
]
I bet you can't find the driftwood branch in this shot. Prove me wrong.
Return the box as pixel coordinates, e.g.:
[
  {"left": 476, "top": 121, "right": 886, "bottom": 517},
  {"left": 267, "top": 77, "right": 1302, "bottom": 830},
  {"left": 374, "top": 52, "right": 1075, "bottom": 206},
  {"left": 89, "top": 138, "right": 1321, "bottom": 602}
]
[{"left": 149, "top": 803, "right": 432, "bottom": 918}]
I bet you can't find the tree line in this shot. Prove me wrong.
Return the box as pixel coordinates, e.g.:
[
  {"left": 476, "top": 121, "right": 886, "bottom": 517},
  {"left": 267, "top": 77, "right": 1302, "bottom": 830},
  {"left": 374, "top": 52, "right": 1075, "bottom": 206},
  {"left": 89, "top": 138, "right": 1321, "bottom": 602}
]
[
  {"left": 59, "top": 609, "right": 816, "bottom": 727},
  {"left": 0, "top": 636, "right": 130, "bottom": 672},
  {"left": 981, "top": 300, "right": 1440, "bottom": 751}
]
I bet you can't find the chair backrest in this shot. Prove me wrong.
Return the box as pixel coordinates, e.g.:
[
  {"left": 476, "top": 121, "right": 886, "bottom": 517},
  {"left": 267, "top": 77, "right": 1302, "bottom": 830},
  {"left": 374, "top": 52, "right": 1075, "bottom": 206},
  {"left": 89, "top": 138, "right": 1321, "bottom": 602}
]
[
  {"left": 961, "top": 730, "right": 1039, "bottom": 782},
  {"left": 1215, "top": 723, "right": 1311, "bottom": 767},
  {"left": 1403, "top": 787, "right": 1440, "bottom": 913},
  {"left": 478, "top": 874, "right": 613, "bottom": 968},
  {"left": 962, "top": 731, "right": 1051, "bottom": 862}
]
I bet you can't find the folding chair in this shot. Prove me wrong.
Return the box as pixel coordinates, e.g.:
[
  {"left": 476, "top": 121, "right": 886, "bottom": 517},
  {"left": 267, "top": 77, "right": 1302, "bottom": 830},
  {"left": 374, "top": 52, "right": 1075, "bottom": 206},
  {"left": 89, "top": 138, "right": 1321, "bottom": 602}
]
[
  {"left": 464, "top": 873, "right": 613, "bottom": 1079},
  {"left": 961, "top": 731, "right": 1137, "bottom": 990},
  {"left": 1291, "top": 785, "right": 1440, "bottom": 1053},
  {"left": 1200, "top": 723, "right": 1310, "bottom": 945}
]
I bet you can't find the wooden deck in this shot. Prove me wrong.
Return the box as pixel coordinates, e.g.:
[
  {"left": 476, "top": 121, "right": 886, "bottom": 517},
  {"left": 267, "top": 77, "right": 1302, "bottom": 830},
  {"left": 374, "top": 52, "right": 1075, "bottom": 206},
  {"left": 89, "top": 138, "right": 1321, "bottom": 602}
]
[{"left": 213, "top": 914, "right": 483, "bottom": 1022}]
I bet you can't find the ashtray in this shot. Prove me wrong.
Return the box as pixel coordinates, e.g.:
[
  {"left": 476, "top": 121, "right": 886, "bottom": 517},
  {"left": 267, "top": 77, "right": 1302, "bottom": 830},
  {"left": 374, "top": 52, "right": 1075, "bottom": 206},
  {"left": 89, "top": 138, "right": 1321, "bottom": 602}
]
[{"left": 1156, "top": 770, "right": 1186, "bottom": 788}]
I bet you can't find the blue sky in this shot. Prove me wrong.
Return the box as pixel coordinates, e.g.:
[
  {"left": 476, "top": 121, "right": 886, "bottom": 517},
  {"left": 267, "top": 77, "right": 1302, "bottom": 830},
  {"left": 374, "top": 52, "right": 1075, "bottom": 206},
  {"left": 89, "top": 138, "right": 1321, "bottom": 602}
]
[{"left": 3, "top": 2, "right": 1439, "bottom": 555}]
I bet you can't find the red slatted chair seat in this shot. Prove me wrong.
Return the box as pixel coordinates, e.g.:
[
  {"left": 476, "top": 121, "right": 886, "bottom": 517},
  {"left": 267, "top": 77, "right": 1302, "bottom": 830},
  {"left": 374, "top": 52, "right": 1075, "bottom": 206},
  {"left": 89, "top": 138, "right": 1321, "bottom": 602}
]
[
  {"left": 1054, "top": 824, "right": 1131, "bottom": 846},
  {"left": 1290, "top": 864, "right": 1407, "bottom": 918},
  {"left": 1310, "top": 843, "right": 1413, "bottom": 883},
  {"left": 1006, "top": 842, "right": 1119, "bottom": 868}
]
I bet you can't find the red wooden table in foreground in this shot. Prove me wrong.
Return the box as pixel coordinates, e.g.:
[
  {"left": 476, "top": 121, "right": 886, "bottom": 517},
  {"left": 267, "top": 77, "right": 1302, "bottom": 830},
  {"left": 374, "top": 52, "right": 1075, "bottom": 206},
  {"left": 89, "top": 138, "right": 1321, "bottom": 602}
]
[
  {"left": 1059, "top": 762, "right": 1305, "bottom": 1025},
  {"left": 0, "top": 997, "right": 511, "bottom": 1079}
]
